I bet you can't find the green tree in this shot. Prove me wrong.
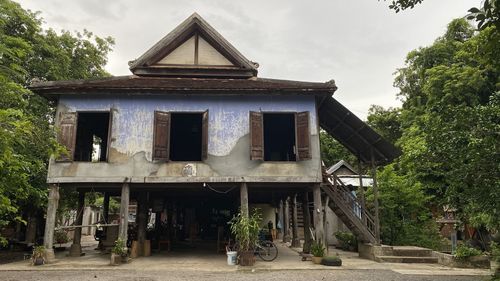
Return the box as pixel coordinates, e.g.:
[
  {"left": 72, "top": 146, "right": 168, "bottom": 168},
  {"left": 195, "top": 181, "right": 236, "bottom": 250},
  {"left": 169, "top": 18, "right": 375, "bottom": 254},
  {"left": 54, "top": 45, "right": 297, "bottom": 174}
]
[
  {"left": 319, "top": 130, "right": 357, "bottom": 168},
  {"left": 381, "top": 0, "right": 500, "bottom": 31},
  {"left": 0, "top": 0, "right": 114, "bottom": 245},
  {"left": 388, "top": 19, "right": 499, "bottom": 230}
]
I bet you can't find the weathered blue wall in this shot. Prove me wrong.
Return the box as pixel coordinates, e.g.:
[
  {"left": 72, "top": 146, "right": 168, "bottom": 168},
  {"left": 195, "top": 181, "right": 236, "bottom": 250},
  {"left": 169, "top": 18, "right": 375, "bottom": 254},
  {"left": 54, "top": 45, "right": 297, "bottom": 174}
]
[{"left": 50, "top": 94, "right": 322, "bottom": 184}]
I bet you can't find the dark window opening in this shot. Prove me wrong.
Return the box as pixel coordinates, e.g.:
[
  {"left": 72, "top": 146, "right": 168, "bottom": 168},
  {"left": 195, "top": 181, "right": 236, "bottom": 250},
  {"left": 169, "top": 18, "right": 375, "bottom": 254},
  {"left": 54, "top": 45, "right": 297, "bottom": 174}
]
[
  {"left": 170, "top": 113, "right": 202, "bottom": 161},
  {"left": 263, "top": 113, "right": 296, "bottom": 161},
  {"left": 74, "top": 112, "right": 110, "bottom": 162}
]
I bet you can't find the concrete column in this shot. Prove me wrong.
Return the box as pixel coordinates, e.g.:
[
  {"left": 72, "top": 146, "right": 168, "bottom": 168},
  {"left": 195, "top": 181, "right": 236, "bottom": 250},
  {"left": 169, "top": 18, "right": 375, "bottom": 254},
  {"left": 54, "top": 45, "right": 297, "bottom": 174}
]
[
  {"left": 240, "top": 182, "right": 249, "bottom": 218},
  {"left": 69, "top": 191, "right": 85, "bottom": 257},
  {"left": 118, "top": 182, "right": 130, "bottom": 243},
  {"left": 43, "top": 184, "right": 60, "bottom": 262},
  {"left": 136, "top": 192, "right": 148, "bottom": 256},
  {"left": 312, "top": 184, "right": 324, "bottom": 243},
  {"left": 277, "top": 200, "right": 284, "bottom": 240},
  {"left": 283, "top": 197, "right": 291, "bottom": 243},
  {"left": 302, "top": 191, "right": 312, "bottom": 253},
  {"left": 291, "top": 194, "right": 301, "bottom": 247}
]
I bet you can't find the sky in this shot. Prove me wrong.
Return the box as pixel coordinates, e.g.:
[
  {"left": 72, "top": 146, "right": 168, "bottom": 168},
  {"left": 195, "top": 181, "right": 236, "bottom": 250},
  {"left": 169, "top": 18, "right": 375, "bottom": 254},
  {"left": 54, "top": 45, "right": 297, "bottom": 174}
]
[{"left": 16, "top": 0, "right": 480, "bottom": 119}]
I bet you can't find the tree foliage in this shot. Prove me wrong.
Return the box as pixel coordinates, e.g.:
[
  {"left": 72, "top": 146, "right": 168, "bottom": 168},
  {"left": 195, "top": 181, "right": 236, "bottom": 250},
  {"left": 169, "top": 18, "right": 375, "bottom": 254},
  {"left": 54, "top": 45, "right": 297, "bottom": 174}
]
[
  {"left": 0, "top": 0, "right": 114, "bottom": 245},
  {"left": 370, "top": 18, "right": 499, "bottom": 244},
  {"left": 381, "top": 0, "right": 500, "bottom": 32}
]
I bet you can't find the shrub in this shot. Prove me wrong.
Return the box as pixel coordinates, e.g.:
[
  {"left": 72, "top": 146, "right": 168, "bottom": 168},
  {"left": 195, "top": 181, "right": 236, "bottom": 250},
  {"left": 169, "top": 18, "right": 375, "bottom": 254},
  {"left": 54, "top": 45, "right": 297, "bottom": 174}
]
[
  {"left": 112, "top": 238, "right": 127, "bottom": 256},
  {"left": 311, "top": 241, "right": 325, "bottom": 257},
  {"left": 454, "top": 244, "right": 482, "bottom": 261},
  {"left": 54, "top": 229, "right": 69, "bottom": 245},
  {"left": 491, "top": 242, "right": 500, "bottom": 262},
  {"left": 321, "top": 255, "right": 342, "bottom": 266},
  {"left": 334, "top": 231, "right": 357, "bottom": 251}
]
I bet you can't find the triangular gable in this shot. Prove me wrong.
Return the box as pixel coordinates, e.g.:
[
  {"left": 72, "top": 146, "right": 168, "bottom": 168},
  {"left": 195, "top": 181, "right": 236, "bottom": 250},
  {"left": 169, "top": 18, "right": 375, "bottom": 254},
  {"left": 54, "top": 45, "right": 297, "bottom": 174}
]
[
  {"left": 155, "top": 34, "right": 234, "bottom": 66},
  {"left": 327, "top": 160, "right": 357, "bottom": 175},
  {"left": 129, "top": 13, "right": 257, "bottom": 78}
]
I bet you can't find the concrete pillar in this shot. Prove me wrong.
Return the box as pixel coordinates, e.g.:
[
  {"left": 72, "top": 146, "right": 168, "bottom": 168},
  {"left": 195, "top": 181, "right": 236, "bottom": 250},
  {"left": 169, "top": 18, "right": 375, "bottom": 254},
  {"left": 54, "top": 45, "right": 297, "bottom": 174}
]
[
  {"left": 302, "top": 191, "right": 312, "bottom": 253},
  {"left": 118, "top": 183, "right": 130, "bottom": 243},
  {"left": 43, "top": 184, "right": 60, "bottom": 262},
  {"left": 312, "top": 184, "right": 324, "bottom": 243},
  {"left": 69, "top": 191, "right": 85, "bottom": 257},
  {"left": 291, "top": 194, "right": 301, "bottom": 247},
  {"left": 283, "top": 197, "right": 291, "bottom": 243},
  {"left": 240, "top": 182, "right": 249, "bottom": 218},
  {"left": 278, "top": 200, "right": 284, "bottom": 240},
  {"left": 136, "top": 192, "right": 148, "bottom": 256}
]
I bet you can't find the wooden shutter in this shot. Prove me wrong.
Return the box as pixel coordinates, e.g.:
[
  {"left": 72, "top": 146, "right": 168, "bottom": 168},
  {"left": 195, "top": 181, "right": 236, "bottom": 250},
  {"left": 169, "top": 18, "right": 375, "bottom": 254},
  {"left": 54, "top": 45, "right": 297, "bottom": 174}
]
[
  {"left": 201, "top": 110, "right": 208, "bottom": 160},
  {"left": 153, "top": 111, "right": 170, "bottom": 161},
  {"left": 249, "top": 111, "right": 264, "bottom": 160},
  {"left": 105, "top": 109, "right": 114, "bottom": 162},
  {"left": 295, "top": 111, "right": 311, "bottom": 160},
  {"left": 56, "top": 112, "right": 77, "bottom": 162}
]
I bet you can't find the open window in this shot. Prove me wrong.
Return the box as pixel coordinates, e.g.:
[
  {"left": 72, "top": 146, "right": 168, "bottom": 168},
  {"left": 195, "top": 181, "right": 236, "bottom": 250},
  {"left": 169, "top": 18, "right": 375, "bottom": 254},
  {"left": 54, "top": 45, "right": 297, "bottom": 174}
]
[
  {"left": 153, "top": 111, "right": 208, "bottom": 161},
  {"left": 56, "top": 111, "right": 112, "bottom": 162},
  {"left": 250, "top": 111, "right": 311, "bottom": 161}
]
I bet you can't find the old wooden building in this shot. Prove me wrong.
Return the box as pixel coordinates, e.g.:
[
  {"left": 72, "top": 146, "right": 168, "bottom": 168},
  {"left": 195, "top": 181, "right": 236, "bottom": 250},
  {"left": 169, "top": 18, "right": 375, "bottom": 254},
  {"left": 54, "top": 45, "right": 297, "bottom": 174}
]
[{"left": 31, "top": 13, "right": 399, "bottom": 261}]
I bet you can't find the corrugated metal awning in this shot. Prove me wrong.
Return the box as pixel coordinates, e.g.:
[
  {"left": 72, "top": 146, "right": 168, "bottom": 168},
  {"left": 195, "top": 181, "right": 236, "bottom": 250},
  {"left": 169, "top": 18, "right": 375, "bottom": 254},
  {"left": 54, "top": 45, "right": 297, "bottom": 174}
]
[{"left": 318, "top": 97, "right": 401, "bottom": 166}]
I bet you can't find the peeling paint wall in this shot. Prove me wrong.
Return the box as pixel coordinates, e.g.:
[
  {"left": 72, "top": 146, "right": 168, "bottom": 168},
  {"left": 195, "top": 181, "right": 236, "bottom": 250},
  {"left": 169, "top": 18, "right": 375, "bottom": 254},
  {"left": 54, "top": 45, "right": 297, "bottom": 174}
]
[{"left": 49, "top": 94, "right": 322, "bottom": 184}]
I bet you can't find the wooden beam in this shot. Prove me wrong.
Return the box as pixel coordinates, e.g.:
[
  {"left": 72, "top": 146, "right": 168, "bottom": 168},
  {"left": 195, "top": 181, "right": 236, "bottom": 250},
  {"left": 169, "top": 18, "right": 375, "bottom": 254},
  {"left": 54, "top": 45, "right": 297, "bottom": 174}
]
[{"left": 371, "top": 149, "right": 381, "bottom": 245}]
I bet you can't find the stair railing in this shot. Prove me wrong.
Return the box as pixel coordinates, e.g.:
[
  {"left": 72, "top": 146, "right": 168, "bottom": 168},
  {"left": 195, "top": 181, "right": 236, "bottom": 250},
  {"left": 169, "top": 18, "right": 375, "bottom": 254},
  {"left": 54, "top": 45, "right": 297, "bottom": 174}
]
[{"left": 322, "top": 171, "right": 376, "bottom": 240}]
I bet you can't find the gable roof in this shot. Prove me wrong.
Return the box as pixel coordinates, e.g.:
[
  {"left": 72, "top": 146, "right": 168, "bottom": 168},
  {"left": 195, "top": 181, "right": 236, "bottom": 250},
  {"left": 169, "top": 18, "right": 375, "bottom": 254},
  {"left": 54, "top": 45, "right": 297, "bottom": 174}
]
[
  {"left": 326, "top": 160, "right": 357, "bottom": 175},
  {"left": 129, "top": 13, "right": 258, "bottom": 78}
]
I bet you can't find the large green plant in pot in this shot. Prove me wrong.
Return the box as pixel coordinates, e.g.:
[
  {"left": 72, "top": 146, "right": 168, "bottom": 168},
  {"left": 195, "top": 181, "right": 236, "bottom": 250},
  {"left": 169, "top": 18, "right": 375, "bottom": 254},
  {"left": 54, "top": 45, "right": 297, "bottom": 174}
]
[{"left": 229, "top": 209, "right": 261, "bottom": 266}]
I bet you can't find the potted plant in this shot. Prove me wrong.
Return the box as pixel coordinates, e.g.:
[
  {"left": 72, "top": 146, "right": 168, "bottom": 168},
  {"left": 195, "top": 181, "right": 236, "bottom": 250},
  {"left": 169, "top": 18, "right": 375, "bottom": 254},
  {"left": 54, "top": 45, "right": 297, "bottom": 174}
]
[
  {"left": 321, "top": 254, "right": 342, "bottom": 266},
  {"left": 490, "top": 242, "right": 500, "bottom": 277},
  {"left": 229, "top": 209, "right": 261, "bottom": 266},
  {"left": 110, "top": 238, "right": 128, "bottom": 265},
  {"left": 32, "top": 246, "right": 46, "bottom": 266},
  {"left": 310, "top": 241, "right": 325, "bottom": 264}
]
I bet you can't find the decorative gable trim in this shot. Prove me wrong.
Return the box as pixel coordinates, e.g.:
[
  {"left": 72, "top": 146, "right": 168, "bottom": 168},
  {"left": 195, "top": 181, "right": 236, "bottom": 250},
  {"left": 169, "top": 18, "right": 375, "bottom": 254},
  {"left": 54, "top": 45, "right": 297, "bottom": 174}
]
[{"left": 129, "top": 13, "right": 258, "bottom": 78}]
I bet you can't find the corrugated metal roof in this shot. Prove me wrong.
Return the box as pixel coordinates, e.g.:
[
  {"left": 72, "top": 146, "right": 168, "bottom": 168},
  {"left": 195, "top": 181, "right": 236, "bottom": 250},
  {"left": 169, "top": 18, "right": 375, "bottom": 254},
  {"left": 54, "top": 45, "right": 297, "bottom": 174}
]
[{"left": 318, "top": 97, "right": 401, "bottom": 165}]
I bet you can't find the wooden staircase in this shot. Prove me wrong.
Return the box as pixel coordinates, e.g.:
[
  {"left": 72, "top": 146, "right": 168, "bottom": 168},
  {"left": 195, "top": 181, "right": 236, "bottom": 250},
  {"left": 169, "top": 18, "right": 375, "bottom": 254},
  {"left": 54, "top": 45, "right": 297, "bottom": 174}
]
[{"left": 321, "top": 171, "right": 378, "bottom": 244}]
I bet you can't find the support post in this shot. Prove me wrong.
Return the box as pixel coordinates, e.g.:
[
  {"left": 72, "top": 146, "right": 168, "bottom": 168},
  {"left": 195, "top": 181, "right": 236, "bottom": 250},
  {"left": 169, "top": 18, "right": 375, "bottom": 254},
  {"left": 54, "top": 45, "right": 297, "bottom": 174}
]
[
  {"left": 357, "top": 157, "right": 366, "bottom": 211},
  {"left": 291, "top": 194, "right": 301, "bottom": 247},
  {"left": 371, "top": 149, "right": 381, "bottom": 245},
  {"left": 240, "top": 182, "right": 249, "bottom": 218},
  {"left": 69, "top": 191, "right": 85, "bottom": 257},
  {"left": 136, "top": 192, "right": 148, "bottom": 256},
  {"left": 43, "top": 184, "right": 60, "bottom": 262},
  {"left": 103, "top": 192, "right": 110, "bottom": 223},
  {"left": 283, "top": 197, "right": 291, "bottom": 243},
  {"left": 25, "top": 213, "right": 37, "bottom": 244},
  {"left": 312, "top": 184, "right": 324, "bottom": 243},
  {"left": 302, "top": 191, "right": 312, "bottom": 253},
  {"left": 118, "top": 182, "right": 130, "bottom": 244},
  {"left": 278, "top": 200, "right": 284, "bottom": 240}
]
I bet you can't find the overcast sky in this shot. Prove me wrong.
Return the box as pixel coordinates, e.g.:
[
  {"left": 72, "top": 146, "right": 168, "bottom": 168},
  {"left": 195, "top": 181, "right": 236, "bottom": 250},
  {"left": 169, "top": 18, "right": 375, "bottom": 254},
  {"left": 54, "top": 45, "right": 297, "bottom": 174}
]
[{"left": 17, "top": 0, "right": 479, "bottom": 119}]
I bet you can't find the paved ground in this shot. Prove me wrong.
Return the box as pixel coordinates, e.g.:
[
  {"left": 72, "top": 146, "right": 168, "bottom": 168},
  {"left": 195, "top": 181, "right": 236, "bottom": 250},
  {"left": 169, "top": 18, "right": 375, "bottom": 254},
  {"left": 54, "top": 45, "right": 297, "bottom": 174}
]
[
  {"left": 0, "top": 269, "right": 490, "bottom": 281},
  {"left": 0, "top": 236, "right": 491, "bottom": 280}
]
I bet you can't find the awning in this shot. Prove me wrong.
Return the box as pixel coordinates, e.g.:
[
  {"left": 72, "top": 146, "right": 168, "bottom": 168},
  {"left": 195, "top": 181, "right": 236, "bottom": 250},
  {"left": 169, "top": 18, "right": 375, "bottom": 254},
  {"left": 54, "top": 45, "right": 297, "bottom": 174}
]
[{"left": 318, "top": 97, "right": 401, "bottom": 166}]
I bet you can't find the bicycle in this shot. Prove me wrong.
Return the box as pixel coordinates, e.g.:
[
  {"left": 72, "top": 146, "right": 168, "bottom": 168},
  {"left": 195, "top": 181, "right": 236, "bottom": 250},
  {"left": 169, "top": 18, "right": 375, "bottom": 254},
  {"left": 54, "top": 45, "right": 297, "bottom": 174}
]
[{"left": 228, "top": 239, "right": 278, "bottom": 262}]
